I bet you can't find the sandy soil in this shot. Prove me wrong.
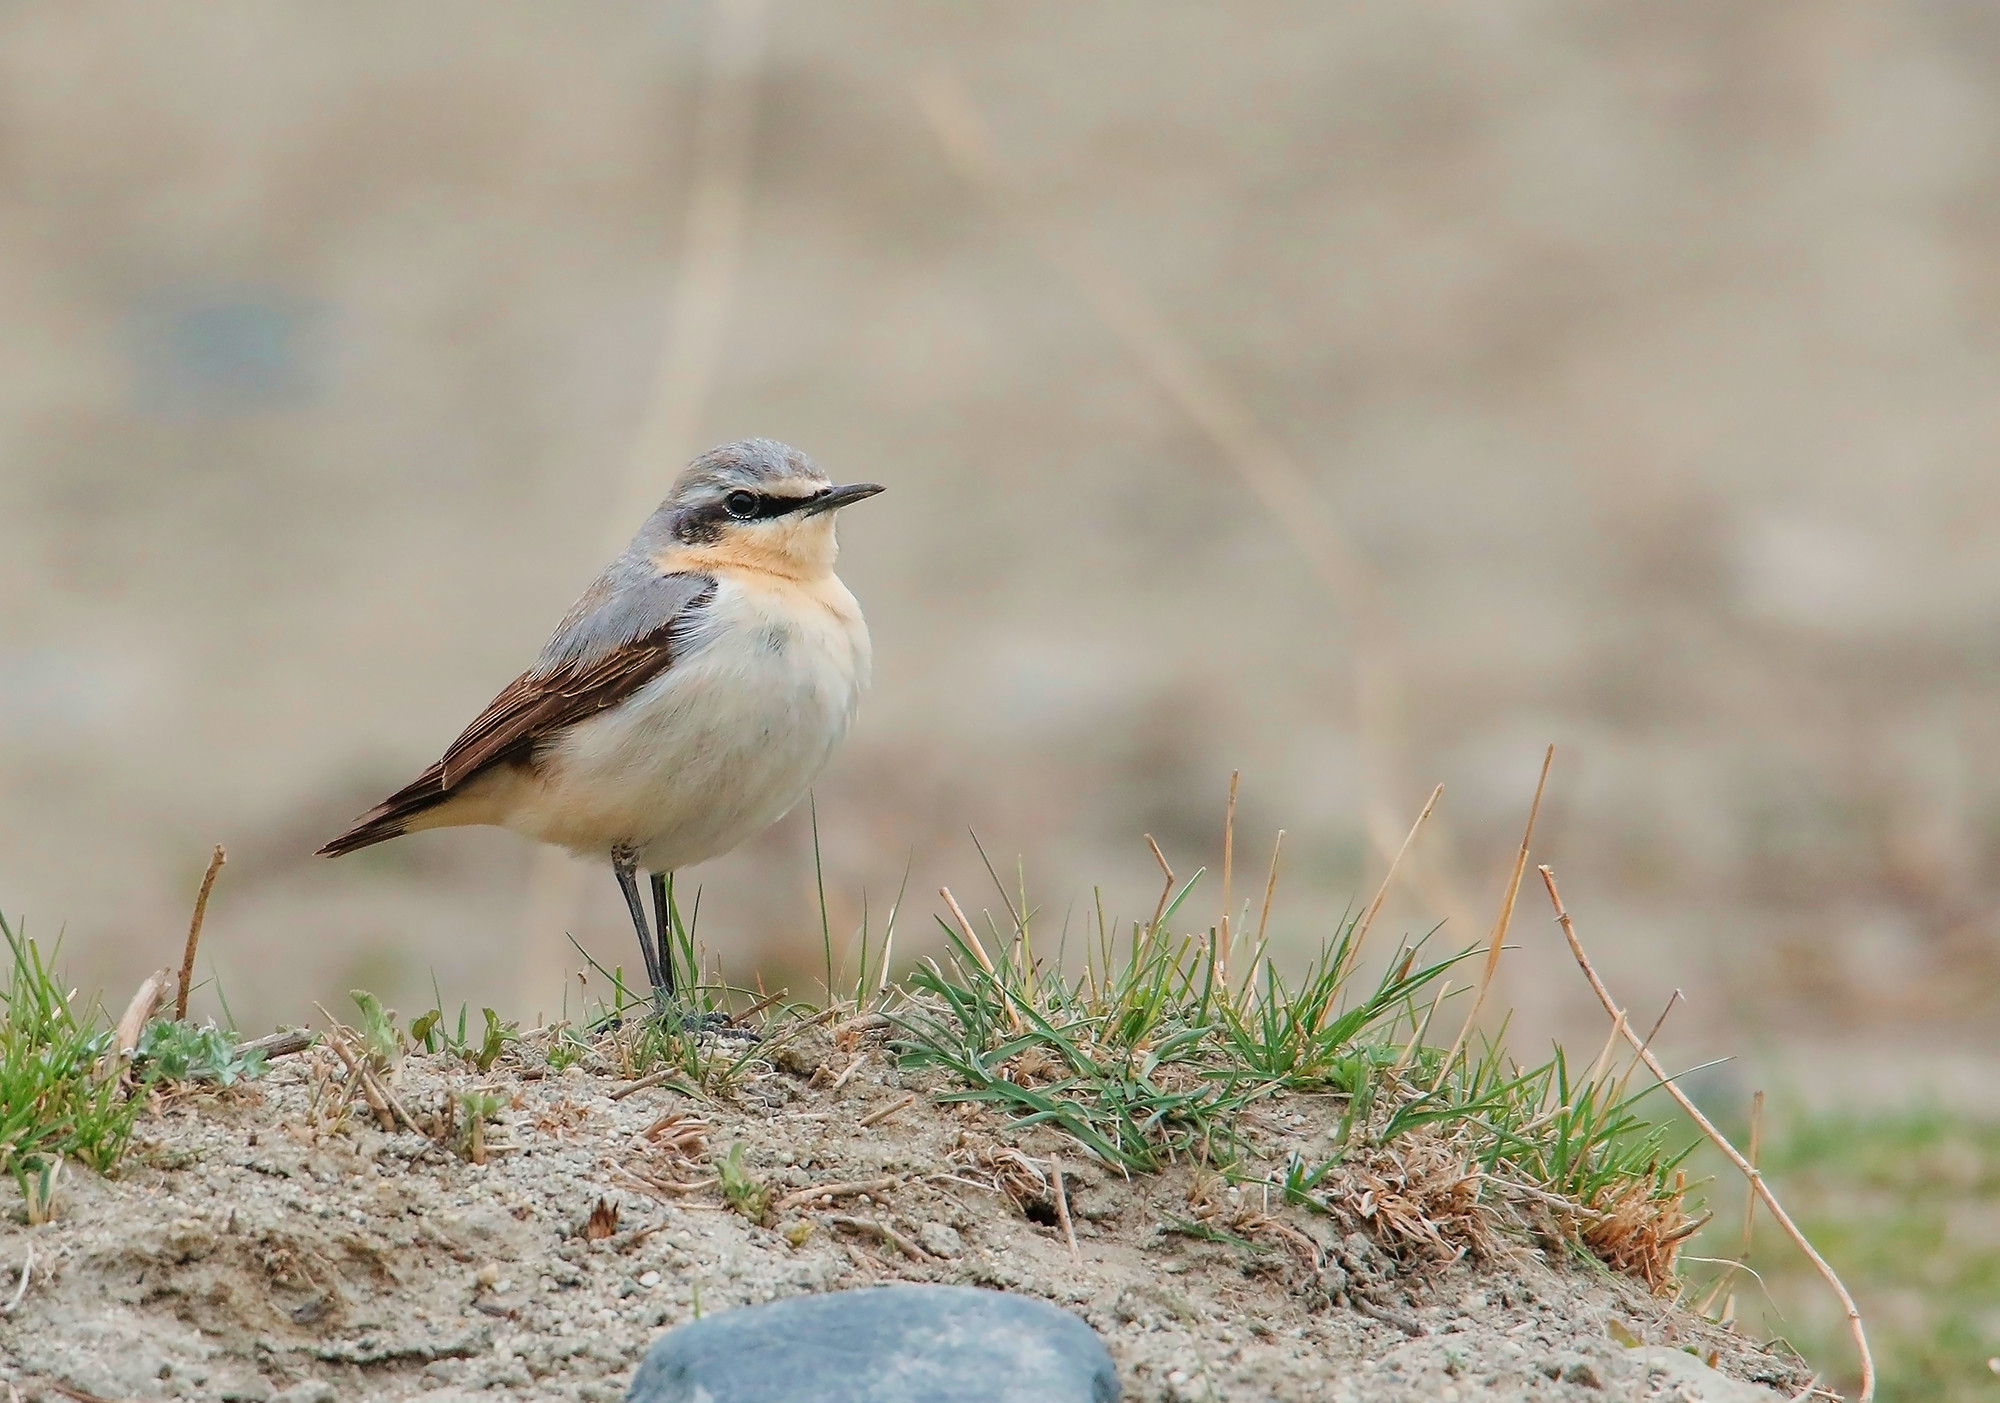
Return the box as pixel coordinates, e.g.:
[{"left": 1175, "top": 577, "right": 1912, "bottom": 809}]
[{"left": 0, "top": 1023, "right": 1814, "bottom": 1403}]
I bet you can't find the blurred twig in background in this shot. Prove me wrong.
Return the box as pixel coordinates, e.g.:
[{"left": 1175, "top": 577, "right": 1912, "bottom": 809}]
[{"left": 914, "top": 69, "right": 1477, "bottom": 938}]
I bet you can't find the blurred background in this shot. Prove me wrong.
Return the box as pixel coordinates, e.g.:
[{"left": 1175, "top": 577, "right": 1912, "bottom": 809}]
[
  {"left": 6, "top": 3, "right": 2000, "bottom": 1391},
  {"left": 5, "top": 0, "right": 2000, "bottom": 1251}
]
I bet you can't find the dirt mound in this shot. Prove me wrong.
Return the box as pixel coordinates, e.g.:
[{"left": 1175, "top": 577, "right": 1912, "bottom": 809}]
[{"left": 0, "top": 1028, "right": 1812, "bottom": 1402}]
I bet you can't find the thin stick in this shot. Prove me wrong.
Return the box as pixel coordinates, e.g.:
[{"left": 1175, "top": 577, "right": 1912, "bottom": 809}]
[
  {"left": 611, "top": 1069, "right": 692, "bottom": 1102},
  {"left": 827, "top": 1215, "right": 928, "bottom": 1262},
  {"left": 1255, "top": 830, "right": 1285, "bottom": 948},
  {"left": 858, "top": 1093, "right": 917, "bottom": 1129},
  {"left": 1391, "top": 981, "right": 1449, "bottom": 1077},
  {"left": 774, "top": 1176, "right": 903, "bottom": 1213},
  {"left": 1144, "top": 835, "right": 1176, "bottom": 935},
  {"left": 1050, "top": 1160, "right": 1081, "bottom": 1264},
  {"left": 1740, "top": 1089, "right": 1766, "bottom": 1258},
  {"left": 1336, "top": 785, "right": 1442, "bottom": 986},
  {"left": 175, "top": 845, "right": 225, "bottom": 1022},
  {"left": 1218, "top": 770, "right": 1239, "bottom": 984},
  {"left": 1538, "top": 865, "right": 1873, "bottom": 1402},
  {"left": 825, "top": 1053, "right": 869, "bottom": 1092},
  {"left": 1611, "top": 989, "right": 1682, "bottom": 1104},
  {"left": 941, "top": 887, "right": 1023, "bottom": 1033},
  {"left": 236, "top": 1028, "right": 313, "bottom": 1060},
  {"left": 1436, "top": 745, "right": 1553, "bottom": 1079}
]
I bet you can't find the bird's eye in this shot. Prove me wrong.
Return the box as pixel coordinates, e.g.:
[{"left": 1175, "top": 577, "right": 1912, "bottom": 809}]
[{"left": 723, "top": 490, "right": 759, "bottom": 520}]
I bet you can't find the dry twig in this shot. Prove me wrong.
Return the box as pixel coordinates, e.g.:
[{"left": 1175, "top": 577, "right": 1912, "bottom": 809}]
[
  {"left": 827, "top": 1215, "right": 927, "bottom": 1262},
  {"left": 941, "top": 886, "right": 1024, "bottom": 1033},
  {"left": 858, "top": 1093, "right": 917, "bottom": 1129},
  {"left": 774, "top": 1176, "right": 903, "bottom": 1213},
  {"left": 1538, "top": 865, "right": 1874, "bottom": 1401},
  {"left": 236, "top": 1028, "right": 313, "bottom": 1059},
  {"left": 1051, "top": 1159, "right": 1081, "bottom": 1264},
  {"left": 175, "top": 845, "right": 225, "bottom": 1022}
]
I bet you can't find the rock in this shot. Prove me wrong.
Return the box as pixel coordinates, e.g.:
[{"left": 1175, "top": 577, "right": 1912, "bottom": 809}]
[
  {"left": 1629, "top": 1346, "right": 1787, "bottom": 1401},
  {"left": 626, "top": 1284, "right": 1119, "bottom": 1402},
  {"left": 268, "top": 1383, "right": 337, "bottom": 1403},
  {"left": 917, "top": 1221, "right": 966, "bottom": 1258}
]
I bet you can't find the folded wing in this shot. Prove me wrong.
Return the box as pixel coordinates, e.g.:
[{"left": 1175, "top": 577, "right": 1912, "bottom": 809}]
[{"left": 318, "top": 569, "right": 717, "bottom": 856}]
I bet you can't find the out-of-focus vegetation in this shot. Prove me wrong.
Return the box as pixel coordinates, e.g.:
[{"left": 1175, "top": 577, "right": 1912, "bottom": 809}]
[{"left": 1693, "top": 1106, "right": 2000, "bottom": 1403}]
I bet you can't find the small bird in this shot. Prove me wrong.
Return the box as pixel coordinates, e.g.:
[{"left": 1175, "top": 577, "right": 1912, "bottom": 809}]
[{"left": 320, "top": 439, "right": 882, "bottom": 999}]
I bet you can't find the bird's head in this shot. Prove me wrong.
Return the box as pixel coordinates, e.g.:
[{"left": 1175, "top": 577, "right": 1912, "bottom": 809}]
[{"left": 654, "top": 439, "right": 883, "bottom": 579}]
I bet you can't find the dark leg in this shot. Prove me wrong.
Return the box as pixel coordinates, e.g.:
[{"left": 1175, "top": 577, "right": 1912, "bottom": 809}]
[
  {"left": 612, "top": 845, "right": 664, "bottom": 993},
  {"left": 650, "top": 872, "right": 676, "bottom": 1000}
]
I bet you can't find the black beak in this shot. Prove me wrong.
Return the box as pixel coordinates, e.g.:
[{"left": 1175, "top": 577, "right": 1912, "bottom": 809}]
[{"left": 801, "top": 482, "right": 885, "bottom": 517}]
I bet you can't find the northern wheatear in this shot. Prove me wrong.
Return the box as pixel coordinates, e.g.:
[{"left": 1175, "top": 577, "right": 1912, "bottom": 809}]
[{"left": 320, "top": 439, "right": 882, "bottom": 997}]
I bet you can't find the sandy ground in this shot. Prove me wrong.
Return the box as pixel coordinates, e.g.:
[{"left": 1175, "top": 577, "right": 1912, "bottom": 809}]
[{"left": 0, "top": 1023, "right": 1813, "bottom": 1403}]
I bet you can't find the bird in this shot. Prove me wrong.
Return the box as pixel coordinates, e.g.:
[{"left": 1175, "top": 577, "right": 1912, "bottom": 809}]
[{"left": 319, "top": 438, "right": 882, "bottom": 1002}]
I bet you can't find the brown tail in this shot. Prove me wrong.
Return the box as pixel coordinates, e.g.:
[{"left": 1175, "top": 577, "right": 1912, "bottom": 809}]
[{"left": 317, "top": 763, "right": 450, "bottom": 857}]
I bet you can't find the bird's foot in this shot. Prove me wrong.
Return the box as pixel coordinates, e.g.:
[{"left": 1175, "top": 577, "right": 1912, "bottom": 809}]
[{"left": 648, "top": 999, "right": 761, "bottom": 1043}]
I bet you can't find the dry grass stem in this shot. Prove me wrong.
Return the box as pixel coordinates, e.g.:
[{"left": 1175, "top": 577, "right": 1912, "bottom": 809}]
[
  {"left": 611, "top": 1069, "right": 690, "bottom": 1102},
  {"left": 773, "top": 1176, "right": 903, "bottom": 1213},
  {"left": 1219, "top": 770, "right": 1239, "bottom": 983},
  {"left": 1436, "top": 744, "right": 1554, "bottom": 1078},
  {"left": 1144, "top": 834, "right": 1176, "bottom": 935},
  {"left": 940, "top": 886, "right": 1023, "bottom": 1032},
  {"left": 858, "top": 1093, "right": 917, "bottom": 1129},
  {"left": 174, "top": 845, "right": 225, "bottom": 1022},
  {"left": 1051, "top": 1159, "right": 1081, "bottom": 1264},
  {"left": 1337, "top": 784, "right": 1442, "bottom": 986},
  {"left": 1255, "top": 829, "right": 1285, "bottom": 947},
  {"left": 113, "top": 968, "right": 170, "bottom": 1057},
  {"left": 828, "top": 1215, "right": 927, "bottom": 1262},
  {"left": 1538, "top": 865, "right": 1875, "bottom": 1402}
]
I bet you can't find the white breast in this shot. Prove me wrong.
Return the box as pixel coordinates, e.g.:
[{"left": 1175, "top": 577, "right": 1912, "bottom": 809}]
[{"left": 503, "top": 570, "right": 870, "bottom": 869}]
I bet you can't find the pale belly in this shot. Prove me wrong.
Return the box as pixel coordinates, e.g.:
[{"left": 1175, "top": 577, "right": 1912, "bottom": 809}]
[{"left": 483, "top": 576, "right": 868, "bottom": 868}]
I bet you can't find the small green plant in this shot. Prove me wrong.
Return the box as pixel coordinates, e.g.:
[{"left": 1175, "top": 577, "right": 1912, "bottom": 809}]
[
  {"left": 717, "top": 1142, "right": 771, "bottom": 1225},
  {"left": 543, "top": 1022, "right": 593, "bottom": 1072},
  {"left": 0, "top": 915, "right": 142, "bottom": 1197},
  {"left": 412, "top": 994, "right": 516, "bottom": 1072},
  {"left": 348, "top": 989, "right": 403, "bottom": 1065},
  {"left": 455, "top": 1087, "right": 507, "bottom": 1162},
  {"left": 19, "top": 1154, "right": 63, "bottom": 1225},
  {"left": 134, "top": 1019, "right": 270, "bottom": 1087}
]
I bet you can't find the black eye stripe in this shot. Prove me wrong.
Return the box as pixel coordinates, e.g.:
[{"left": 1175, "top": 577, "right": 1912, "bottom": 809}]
[
  {"left": 678, "top": 489, "right": 827, "bottom": 540},
  {"left": 737, "top": 491, "right": 826, "bottom": 520}
]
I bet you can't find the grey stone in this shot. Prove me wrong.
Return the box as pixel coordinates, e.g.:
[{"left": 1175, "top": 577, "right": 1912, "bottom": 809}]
[
  {"left": 917, "top": 1221, "right": 966, "bottom": 1259},
  {"left": 627, "top": 1284, "right": 1119, "bottom": 1403}
]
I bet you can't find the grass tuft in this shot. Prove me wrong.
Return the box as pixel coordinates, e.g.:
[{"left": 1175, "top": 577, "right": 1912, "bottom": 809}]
[
  {"left": 891, "top": 860, "right": 1701, "bottom": 1285},
  {"left": 0, "top": 915, "right": 143, "bottom": 1194}
]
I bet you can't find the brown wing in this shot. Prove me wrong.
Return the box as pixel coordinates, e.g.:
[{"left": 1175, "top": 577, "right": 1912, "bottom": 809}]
[
  {"left": 438, "top": 636, "right": 683, "bottom": 787},
  {"left": 319, "top": 572, "right": 717, "bottom": 856}
]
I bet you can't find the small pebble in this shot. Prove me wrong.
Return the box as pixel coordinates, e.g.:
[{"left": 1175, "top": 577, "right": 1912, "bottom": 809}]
[{"left": 639, "top": 1271, "right": 661, "bottom": 1288}]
